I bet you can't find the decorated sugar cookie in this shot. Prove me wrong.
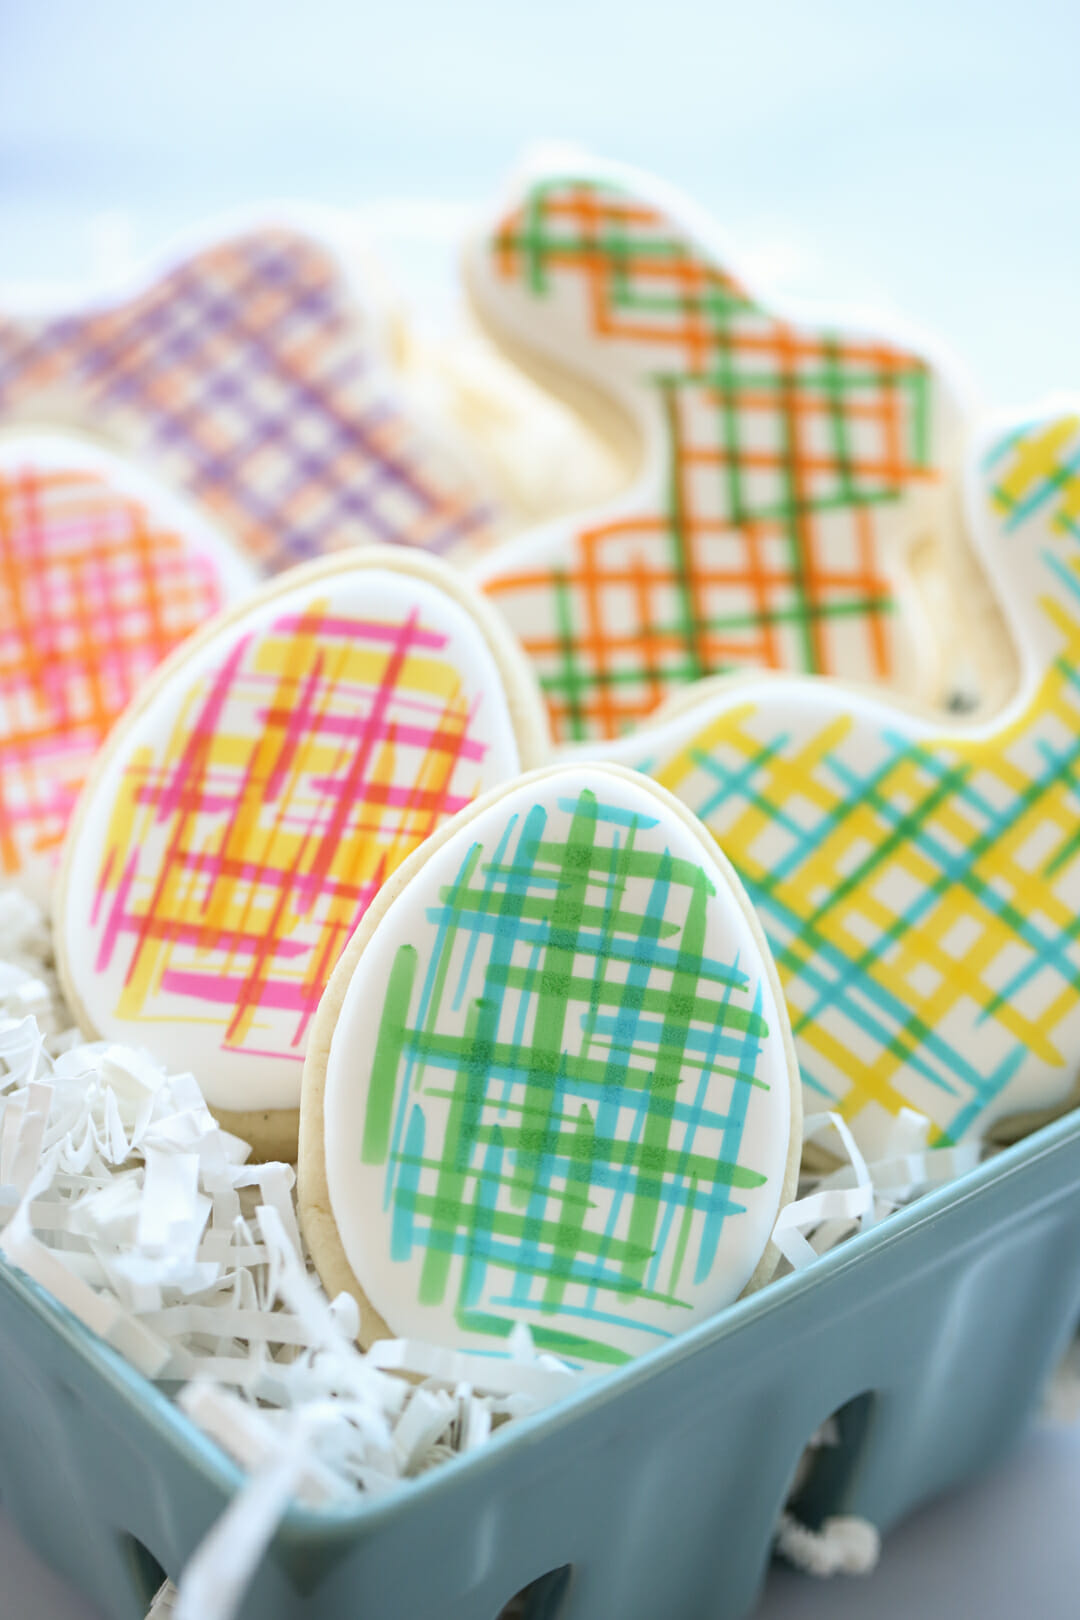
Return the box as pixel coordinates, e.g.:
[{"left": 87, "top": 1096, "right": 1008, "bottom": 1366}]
[
  {"left": 299, "top": 762, "right": 801, "bottom": 1365},
  {"left": 0, "top": 223, "right": 494, "bottom": 573},
  {"left": 55, "top": 549, "right": 546, "bottom": 1158},
  {"left": 0, "top": 431, "right": 253, "bottom": 905},
  {"left": 466, "top": 155, "right": 970, "bottom": 744},
  {"left": 595, "top": 402, "right": 1080, "bottom": 1155}
]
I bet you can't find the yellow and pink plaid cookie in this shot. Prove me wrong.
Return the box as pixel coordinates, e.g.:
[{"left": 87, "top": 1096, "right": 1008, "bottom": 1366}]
[{"left": 55, "top": 547, "right": 546, "bottom": 1150}]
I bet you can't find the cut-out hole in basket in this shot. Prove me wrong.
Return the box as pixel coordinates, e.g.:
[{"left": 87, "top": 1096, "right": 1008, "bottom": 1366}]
[
  {"left": 784, "top": 1391, "right": 879, "bottom": 1531},
  {"left": 496, "top": 1563, "right": 573, "bottom": 1620},
  {"left": 117, "top": 1532, "right": 168, "bottom": 1610}
]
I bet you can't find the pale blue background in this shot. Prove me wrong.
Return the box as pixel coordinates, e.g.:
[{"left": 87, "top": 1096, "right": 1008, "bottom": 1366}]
[
  {"left": 3, "top": 0, "right": 1080, "bottom": 408},
  {"left": 2, "top": 3, "right": 1079, "bottom": 1616}
]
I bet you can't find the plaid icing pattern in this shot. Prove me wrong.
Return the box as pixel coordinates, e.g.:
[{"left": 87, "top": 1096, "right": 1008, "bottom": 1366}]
[
  {"left": 0, "top": 462, "right": 224, "bottom": 880},
  {"left": 986, "top": 411, "right": 1080, "bottom": 538},
  {"left": 90, "top": 598, "right": 495, "bottom": 1064},
  {"left": 362, "top": 785, "right": 773, "bottom": 1366},
  {"left": 481, "top": 177, "right": 947, "bottom": 742},
  {"left": 626, "top": 413, "right": 1080, "bottom": 1147},
  {"left": 0, "top": 231, "right": 493, "bottom": 572}
]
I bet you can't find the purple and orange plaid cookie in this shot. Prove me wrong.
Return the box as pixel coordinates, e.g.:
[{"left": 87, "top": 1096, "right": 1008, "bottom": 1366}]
[
  {"left": 0, "top": 225, "right": 495, "bottom": 575},
  {"left": 466, "top": 155, "right": 970, "bottom": 744}
]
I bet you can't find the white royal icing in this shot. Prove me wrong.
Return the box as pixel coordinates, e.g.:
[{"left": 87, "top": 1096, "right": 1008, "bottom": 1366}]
[
  {"left": 0, "top": 429, "right": 254, "bottom": 905},
  {"left": 595, "top": 401, "right": 1080, "bottom": 1156},
  {"left": 59, "top": 557, "right": 526, "bottom": 1114},
  {"left": 465, "top": 152, "right": 969, "bottom": 746},
  {"left": 321, "top": 764, "right": 795, "bottom": 1367}
]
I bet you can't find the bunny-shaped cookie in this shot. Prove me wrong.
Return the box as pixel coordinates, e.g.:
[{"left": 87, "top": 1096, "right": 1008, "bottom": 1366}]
[
  {"left": 0, "top": 223, "right": 494, "bottom": 574},
  {"left": 598, "top": 403, "right": 1080, "bottom": 1155},
  {"left": 467, "top": 155, "right": 971, "bottom": 744}
]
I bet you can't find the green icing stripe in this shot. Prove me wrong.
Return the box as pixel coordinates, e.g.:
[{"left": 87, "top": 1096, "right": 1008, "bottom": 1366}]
[{"left": 361, "top": 786, "right": 774, "bottom": 1364}]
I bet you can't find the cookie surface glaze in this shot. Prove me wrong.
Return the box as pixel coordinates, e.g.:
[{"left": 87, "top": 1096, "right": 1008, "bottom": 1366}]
[
  {"left": 598, "top": 404, "right": 1080, "bottom": 1154},
  {"left": 467, "top": 155, "right": 967, "bottom": 744},
  {"left": 0, "top": 431, "right": 252, "bottom": 903},
  {"left": 301, "top": 763, "right": 800, "bottom": 1366},
  {"left": 57, "top": 549, "right": 544, "bottom": 1121}
]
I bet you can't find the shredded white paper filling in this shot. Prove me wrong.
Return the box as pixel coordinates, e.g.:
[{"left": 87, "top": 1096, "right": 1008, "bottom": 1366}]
[
  {"left": 0, "top": 893, "right": 583, "bottom": 1618},
  {"left": 772, "top": 1110, "right": 982, "bottom": 1272},
  {"left": 774, "top": 1512, "right": 881, "bottom": 1578}
]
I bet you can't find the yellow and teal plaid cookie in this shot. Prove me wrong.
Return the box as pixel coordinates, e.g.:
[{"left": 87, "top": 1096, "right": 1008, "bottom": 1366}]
[{"left": 598, "top": 402, "right": 1080, "bottom": 1156}]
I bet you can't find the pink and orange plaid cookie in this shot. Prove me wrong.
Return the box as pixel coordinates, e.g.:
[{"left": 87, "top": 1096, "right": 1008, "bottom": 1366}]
[{"left": 0, "top": 431, "right": 253, "bottom": 901}]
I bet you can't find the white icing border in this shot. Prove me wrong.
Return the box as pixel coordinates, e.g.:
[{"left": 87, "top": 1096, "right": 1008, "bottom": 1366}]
[
  {"left": 56, "top": 549, "right": 545, "bottom": 1116},
  {"left": 316, "top": 762, "right": 798, "bottom": 1362},
  {"left": 464, "top": 147, "right": 980, "bottom": 733}
]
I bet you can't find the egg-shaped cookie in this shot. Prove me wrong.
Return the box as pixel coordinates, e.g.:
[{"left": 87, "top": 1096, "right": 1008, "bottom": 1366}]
[
  {"left": 55, "top": 548, "right": 546, "bottom": 1158},
  {"left": 0, "top": 429, "right": 254, "bottom": 905},
  {"left": 300, "top": 762, "right": 801, "bottom": 1366}
]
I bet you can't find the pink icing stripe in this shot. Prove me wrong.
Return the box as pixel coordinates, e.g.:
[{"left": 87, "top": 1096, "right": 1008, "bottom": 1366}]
[
  {"left": 259, "top": 704, "right": 488, "bottom": 762},
  {"left": 153, "top": 635, "right": 252, "bottom": 821},
  {"left": 306, "top": 777, "right": 474, "bottom": 814},
  {"left": 133, "top": 785, "right": 241, "bottom": 814},
  {"left": 263, "top": 651, "right": 325, "bottom": 803},
  {"left": 90, "top": 847, "right": 116, "bottom": 930},
  {"left": 161, "top": 968, "right": 317, "bottom": 1016},
  {"left": 94, "top": 847, "right": 137, "bottom": 972},
  {"left": 159, "top": 847, "right": 388, "bottom": 909},
  {"left": 101, "top": 907, "right": 312, "bottom": 959},
  {"left": 271, "top": 613, "right": 449, "bottom": 649}
]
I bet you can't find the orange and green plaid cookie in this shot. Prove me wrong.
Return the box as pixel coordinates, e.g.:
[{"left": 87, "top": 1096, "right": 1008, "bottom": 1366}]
[{"left": 467, "top": 155, "right": 968, "bottom": 744}]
